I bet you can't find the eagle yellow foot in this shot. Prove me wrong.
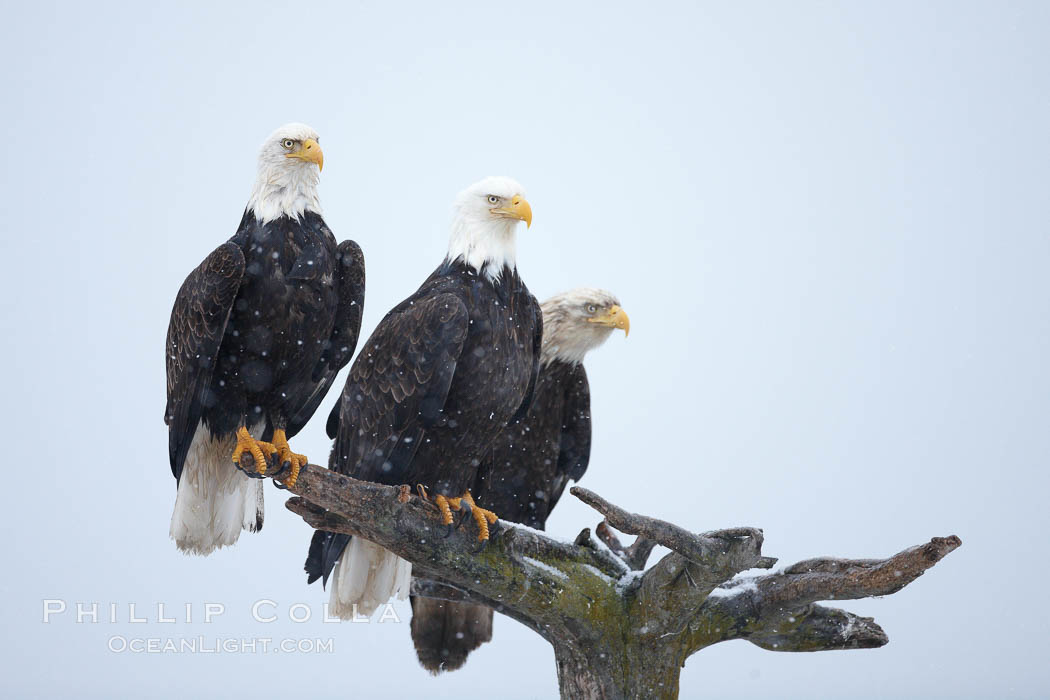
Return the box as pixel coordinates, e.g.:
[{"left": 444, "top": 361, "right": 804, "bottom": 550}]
[
  {"left": 433, "top": 494, "right": 456, "bottom": 537},
  {"left": 231, "top": 426, "right": 276, "bottom": 476},
  {"left": 432, "top": 491, "right": 498, "bottom": 543},
  {"left": 457, "top": 491, "right": 499, "bottom": 543},
  {"left": 271, "top": 428, "right": 307, "bottom": 489}
]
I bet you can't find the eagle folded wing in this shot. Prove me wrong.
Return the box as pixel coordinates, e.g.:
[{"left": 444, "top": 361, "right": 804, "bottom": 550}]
[
  {"left": 164, "top": 242, "right": 245, "bottom": 481},
  {"left": 509, "top": 294, "right": 544, "bottom": 424},
  {"left": 329, "top": 292, "right": 470, "bottom": 484},
  {"left": 548, "top": 363, "right": 592, "bottom": 513},
  {"left": 284, "top": 239, "right": 366, "bottom": 438}
]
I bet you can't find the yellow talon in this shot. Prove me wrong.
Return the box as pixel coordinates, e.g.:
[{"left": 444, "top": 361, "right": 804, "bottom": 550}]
[
  {"left": 435, "top": 495, "right": 454, "bottom": 526},
  {"left": 461, "top": 491, "right": 497, "bottom": 542},
  {"left": 231, "top": 426, "right": 276, "bottom": 475},
  {"left": 426, "top": 489, "right": 498, "bottom": 542},
  {"left": 424, "top": 486, "right": 497, "bottom": 541},
  {"left": 271, "top": 428, "right": 307, "bottom": 488}
]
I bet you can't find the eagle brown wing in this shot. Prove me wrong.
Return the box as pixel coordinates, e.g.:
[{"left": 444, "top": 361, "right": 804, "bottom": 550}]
[
  {"left": 328, "top": 291, "right": 470, "bottom": 484},
  {"left": 284, "top": 239, "right": 366, "bottom": 437},
  {"left": 306, "top": 291, "right": 469, "bottom": 587},
  {"left": 548, "top": 363, "right": 592, "bottom": 513},
  {"left": 164, "top": 242, "right": 245, "bottom": 481},
  {"left": 508, "top": 293, "right": 544, "bottom": 424}
]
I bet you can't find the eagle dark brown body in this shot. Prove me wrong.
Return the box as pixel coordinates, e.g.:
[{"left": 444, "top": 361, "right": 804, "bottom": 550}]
[
  {"left": 408, "top": 285, "right": 627, "bottom": 672},
  {"left": 307, "top": 259, "right": 542, "bottom": 586},
  {"left": 474, "top": 360, "right": 591, "bottom": 529},
  {"left": 165, "top": 210, "right": 364, "bottom": 481},
  {"left": 408, "top": 359, "right": 593, "bottom": 673}
]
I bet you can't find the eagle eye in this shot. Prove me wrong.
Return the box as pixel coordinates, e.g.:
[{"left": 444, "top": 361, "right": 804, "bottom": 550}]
[
  {"left": 587, "top": 304, "right": 597, "bottom": 314},
  {"left": 487, "top": 195, "right": 500, "bottom": 205},
  {"left": 282, "top": 139, "right": 296, "bottom": 149}
]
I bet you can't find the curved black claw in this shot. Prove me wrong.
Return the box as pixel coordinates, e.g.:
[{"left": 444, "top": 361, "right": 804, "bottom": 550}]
[
  {"left": 454, "top": 506, "right": 472, "bottom": 532},
  {"left": 236, "top": 459, "right": 268, "bottom": 479},
  {"left": 269, "top": 461, "right": 291, "bottom": 487},
  {"left": 443, "top": 522, "right": 454, "bottom": 538},
  {"left": 471, "top": 538, "right": 489, "bottom": 555}
]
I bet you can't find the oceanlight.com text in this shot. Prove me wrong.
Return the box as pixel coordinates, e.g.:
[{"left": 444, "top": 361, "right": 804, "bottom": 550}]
[{"left": 107, "top": 636, "right": 335, "bottom": 654}]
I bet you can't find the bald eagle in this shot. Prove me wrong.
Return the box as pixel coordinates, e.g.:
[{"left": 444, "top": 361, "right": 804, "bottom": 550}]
[
  {"left": 165, "top": 123, "right": 365, "bottom": 555},
  {"left": 305, "top": 176, "right": 541, "bottom": 618},
  {"left": 410, "top": 288, "right": 628, "bottom": 673}
]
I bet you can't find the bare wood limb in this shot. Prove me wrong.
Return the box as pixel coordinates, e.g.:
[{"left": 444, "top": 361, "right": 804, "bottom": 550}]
[
  {"left": 680, "top": 535, "right": 961, "bottom": 656},
  {"left": 595, "top": 520, "right": 625, "bottom": 554},
  {"left": 574, "top": 487, "right": 744, "bottom": 565},
  {"left": 410, "top": 578, "right": 474, "bottom": 604},
  {"left": 625, "top": 537, "right": 658, "bottom": 571},
  {"left": 596, "top": 520, "right": 657, "bottom": 571},
  {"left": 753, "top": 535, "right": 962, "bottom": 614},
  {"left": 500, "top": 523, "right": 629, "bottom": 580},
  {"left": 282, "top": 465, "right": 627, "bottom": 646},
  {"left": 281, "top": 464, "right": 959, "bottom": 700},
  {"left": 633, "top": 534, "right": 775, "bottom": 641},
  {"left": 748, "top": 605, "right": 889, "bottom": 652},
  {"left": 572, "top": 487, "right": 776, "bottom": 574}
]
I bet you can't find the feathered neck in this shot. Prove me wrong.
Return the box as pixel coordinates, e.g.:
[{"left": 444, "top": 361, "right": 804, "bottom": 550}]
[
  {"left": 246, "top": 161, "right": 321, "bottom": 223},
  {"left": 446, "top": 212, "right": 518, "bottom": 281},
  {"left": 539, "top": 313, "right": 614, "bottom": 367}
]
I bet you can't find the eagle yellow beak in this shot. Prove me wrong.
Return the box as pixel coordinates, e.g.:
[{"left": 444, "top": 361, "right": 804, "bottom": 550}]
[
  {"left": 285, "top": 138, "right": 324, "bottom": 171},
  {"left": 492, "top": 195, "right": 533, "bottom": 228},
  {"left": 588, "top": 305, "right": 630, "bottom": 337}
]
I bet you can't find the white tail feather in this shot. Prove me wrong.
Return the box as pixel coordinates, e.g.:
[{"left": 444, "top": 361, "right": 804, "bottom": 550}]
[
  {"left": 328, "top": 538, "right": 412, "bottom": 619},
  {"left": 243, "top": 476, "right": 264, "bottom": 532},
  {"left": 169, "top": 422, "right": 265, "bottom": 556}
]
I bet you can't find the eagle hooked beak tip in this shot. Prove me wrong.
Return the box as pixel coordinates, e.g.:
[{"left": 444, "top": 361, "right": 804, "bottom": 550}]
[
  {"left": 286, "top": 138, "right": 324, "bottom": 171},
  {"left": 588, "top": 305, "right": 630, "bottom": 337},
  {"left": 493, "top": 195, "right": 532, "bottom": 228}
]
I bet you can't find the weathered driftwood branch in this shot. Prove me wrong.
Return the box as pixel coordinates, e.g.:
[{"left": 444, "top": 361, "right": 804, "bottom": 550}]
[
  {"left": 573, "top": 487, "right": 777, "bottom": 571},
  {"left": 594, "top": 520, "right": 656, "bottom": 571},
  {"left": 280, "top": 464, "right": 960, "bottom": 700},
  {"left": 681, "top": 534, "right": 960, "bottom": 656}
]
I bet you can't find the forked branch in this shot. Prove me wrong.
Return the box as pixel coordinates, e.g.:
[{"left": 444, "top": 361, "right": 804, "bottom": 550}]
[{"left": 280, "top": 463, "right": 960, "bottom": 699}]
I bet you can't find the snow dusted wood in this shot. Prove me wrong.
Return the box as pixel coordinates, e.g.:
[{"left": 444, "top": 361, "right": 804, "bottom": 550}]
[
  {"left": 281, "top": 464, "right": 960, "bottom": 700},
  {"left": 594, "top": 520, "right": 656, "bottom": 571},
  {"left": 573, "top": 487, "right": 778, "bottom": 573}
]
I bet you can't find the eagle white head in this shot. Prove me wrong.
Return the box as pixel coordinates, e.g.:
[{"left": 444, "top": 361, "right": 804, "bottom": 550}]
[
  {"left": 247, "top": 123, "right": 324, "bottom": 223},
  {"left": 540, "top": 288, "right": 629, "bottom": 366},
  {"left": 447, "top": 176, "right": 532, "bottom": 280}
]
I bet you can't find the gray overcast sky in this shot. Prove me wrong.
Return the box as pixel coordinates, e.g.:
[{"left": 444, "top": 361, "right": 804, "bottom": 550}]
[{"left": 1, "top": 1, "right": 1047, "bottom": 697}]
